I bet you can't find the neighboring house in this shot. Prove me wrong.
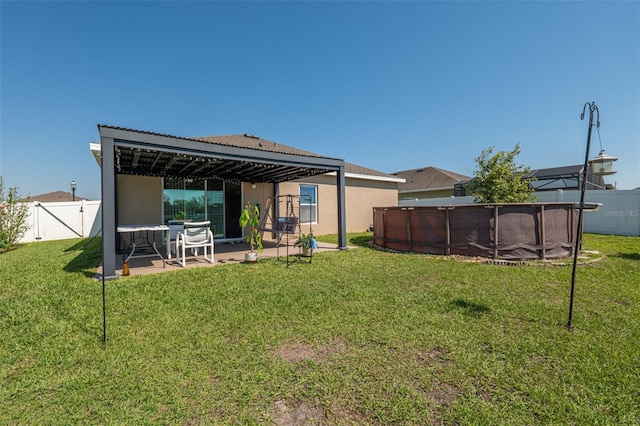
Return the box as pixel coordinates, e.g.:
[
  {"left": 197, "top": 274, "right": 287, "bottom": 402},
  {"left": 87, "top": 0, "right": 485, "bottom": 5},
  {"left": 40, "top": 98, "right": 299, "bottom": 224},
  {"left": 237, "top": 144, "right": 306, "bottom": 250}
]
[
  {"left": 24, "top": 191, "right": 89, "bottom": 202},
  {"left": 91, "top": 125, "right": 404, "bottom": 279},
  {"left": 392, "top": 166, "right": 471, "bottom": 200}
]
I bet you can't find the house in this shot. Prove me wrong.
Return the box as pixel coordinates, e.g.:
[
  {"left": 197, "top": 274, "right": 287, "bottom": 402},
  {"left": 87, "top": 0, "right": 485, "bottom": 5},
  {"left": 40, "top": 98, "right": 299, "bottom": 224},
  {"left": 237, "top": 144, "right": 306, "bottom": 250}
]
[
  {"left": 25, "top": 191, "right": 89, "bottom": 202},
  {"left": 90, "top": 125, "right": 404, "bottom": 278},
  {"left": 392, "top": 166, "right": 471, "bottom": 200}
]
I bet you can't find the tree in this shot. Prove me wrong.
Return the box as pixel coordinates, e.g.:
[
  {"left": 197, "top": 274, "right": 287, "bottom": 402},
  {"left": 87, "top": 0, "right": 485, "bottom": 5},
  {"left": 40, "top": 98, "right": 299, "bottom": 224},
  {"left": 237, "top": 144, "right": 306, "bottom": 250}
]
[
  {"left": 0, "top": 177, "right": 31, "bottom": 250},
  {"left": 468, "top": 143, "right": 535, "bottom": 203}
]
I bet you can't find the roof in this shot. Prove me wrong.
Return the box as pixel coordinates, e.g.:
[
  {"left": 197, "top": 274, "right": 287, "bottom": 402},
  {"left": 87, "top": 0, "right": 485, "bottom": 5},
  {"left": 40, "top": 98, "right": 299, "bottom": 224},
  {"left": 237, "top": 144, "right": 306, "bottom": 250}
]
[
  {"left": 193, "top": 134, "right": 339, "bottom": 160},
  {"left": 93, "top": 125, "right": 400, "bottom": 183},
  {"left": 392, "top": 166, "right": 471, "bottom": 191},
  {"left": 25, "top": 191, "right": 89, "bottom": 202},
  {"left": 195, "top": 134, "right": 398, "bottom": 180}
]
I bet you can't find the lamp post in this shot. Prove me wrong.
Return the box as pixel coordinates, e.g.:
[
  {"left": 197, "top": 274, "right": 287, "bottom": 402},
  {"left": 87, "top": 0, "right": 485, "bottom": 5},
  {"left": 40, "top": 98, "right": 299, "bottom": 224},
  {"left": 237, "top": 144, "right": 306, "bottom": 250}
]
[
  {"left": 71, "top": 180, "right": 76, "bottom": 202},
  {"left": 567, "top": 102, "right": 616, "bottom": 330}
]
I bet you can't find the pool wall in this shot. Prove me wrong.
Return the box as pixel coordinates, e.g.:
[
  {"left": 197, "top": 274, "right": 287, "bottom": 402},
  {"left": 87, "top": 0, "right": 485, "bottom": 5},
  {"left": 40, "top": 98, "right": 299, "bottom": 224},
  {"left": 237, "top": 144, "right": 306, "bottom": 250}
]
[{"left": 373, "top": 203, "right": 579, "bottom": 260}]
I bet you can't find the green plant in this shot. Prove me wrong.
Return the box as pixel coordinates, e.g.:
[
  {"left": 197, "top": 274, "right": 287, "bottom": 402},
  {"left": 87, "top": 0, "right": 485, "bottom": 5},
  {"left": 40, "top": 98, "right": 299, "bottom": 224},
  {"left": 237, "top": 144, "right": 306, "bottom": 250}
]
[
  {"left": 239, "top": 201, "right": 263, "bottom": 253},
  {"left": 468, "top": 142, "right": 536, "bottom": 203},
  {"left": 173, "top": 210, "right": 186, "bottom": 220},
  {"left": 293, "top": 232, "right": 315, "bottom": 249},
  {"left": 0, "top": 177, "right": 31, "bottom": 250}
]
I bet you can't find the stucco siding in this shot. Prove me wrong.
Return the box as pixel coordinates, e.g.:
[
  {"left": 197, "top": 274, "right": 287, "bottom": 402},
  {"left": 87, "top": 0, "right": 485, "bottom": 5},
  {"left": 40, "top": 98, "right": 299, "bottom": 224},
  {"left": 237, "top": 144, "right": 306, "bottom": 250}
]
[
  {"left": 242, "top": 182, "right": 277, "bottom": 242},
  {"left": 347, "top": 179, "right": 398, "bottom": 232},
  {"left": 242, "top": 182, "right": 275, "bottom": 212},
  {"left": 281, "top": 175, "right": 398, "bottom": 235},
  {"left": 114, "top": 174, "right": 398, "bottom": 247},
  {"left": 117, "top": 175, "right": 163, "bottom": 248}
]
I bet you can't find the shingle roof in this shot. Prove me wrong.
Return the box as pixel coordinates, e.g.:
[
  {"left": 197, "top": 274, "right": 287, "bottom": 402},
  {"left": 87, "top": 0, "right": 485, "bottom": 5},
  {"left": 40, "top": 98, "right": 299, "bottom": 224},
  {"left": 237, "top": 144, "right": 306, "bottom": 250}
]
[
  {"left": 194, "top": 134, "right": 398, "bottom": 180},
  {"left": 345, "top": 162, "right": 398, "bottom": 178},
  {"left": 25, "top": 191, "right": 89, "bottom": 202},
  {"left": 193, "top": 134, "right": 340, "bottom": 160},
  {"left": 392, "top": 166, "right": 471, "bottom": 191}
]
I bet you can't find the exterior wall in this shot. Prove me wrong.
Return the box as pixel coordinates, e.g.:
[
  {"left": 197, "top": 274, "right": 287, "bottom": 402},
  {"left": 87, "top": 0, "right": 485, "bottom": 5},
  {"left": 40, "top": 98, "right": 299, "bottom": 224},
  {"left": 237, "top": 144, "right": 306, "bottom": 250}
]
[
  {"left": 242, "top": 182, "right": 276, "bottom": 242},
  {"left": 280, "top": 174, "right": 398, "bottom": 235},
  {"left": 117, "top": 175, "right": 164, "bottom": 247},
  {"left": 242, "top": 182, "right": 275, "bottom": 215}
]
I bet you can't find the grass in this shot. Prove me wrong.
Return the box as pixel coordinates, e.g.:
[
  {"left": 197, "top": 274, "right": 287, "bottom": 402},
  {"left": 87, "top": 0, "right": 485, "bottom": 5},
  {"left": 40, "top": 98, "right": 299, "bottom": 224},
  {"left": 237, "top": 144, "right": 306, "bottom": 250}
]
[{"left": 1, "top": 233, "right": 639, "bottom": 424}]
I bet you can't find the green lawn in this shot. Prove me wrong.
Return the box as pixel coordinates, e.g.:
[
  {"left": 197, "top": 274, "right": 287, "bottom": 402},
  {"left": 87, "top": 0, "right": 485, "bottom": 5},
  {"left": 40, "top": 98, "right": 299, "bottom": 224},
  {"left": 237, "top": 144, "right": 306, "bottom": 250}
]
[{"left": 1, "top": 234, "right": 639, "bottom": 425}]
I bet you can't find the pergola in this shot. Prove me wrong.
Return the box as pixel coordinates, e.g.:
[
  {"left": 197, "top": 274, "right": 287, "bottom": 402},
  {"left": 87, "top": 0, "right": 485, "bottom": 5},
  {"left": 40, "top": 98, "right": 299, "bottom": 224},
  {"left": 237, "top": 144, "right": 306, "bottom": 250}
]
[{"left": 98, "top": 125, "right": 347, "bottom": 279}]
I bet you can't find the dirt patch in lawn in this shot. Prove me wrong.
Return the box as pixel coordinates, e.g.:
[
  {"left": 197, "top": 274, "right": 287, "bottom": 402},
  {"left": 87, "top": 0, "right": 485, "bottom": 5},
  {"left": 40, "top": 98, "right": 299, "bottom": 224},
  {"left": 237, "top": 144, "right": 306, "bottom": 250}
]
[
  {"left": 272, "top": 399, "right": 326, "bottom": 426},
  {"left": 272, "top": 339, "right": 346, "bottom": 364}
]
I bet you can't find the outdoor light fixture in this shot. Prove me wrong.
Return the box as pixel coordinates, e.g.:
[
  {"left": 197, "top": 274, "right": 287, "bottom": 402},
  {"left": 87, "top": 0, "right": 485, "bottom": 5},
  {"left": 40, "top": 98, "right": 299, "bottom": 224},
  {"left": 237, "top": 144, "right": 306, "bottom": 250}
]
[
  {"left": 251, "top": 182, "right": 257, "bottom": 189},
  {"left": 567, "top": 102, "right": 616, "bottom": 330},
  {"left": 71, "top": 180, "right": 77, "bottom": 201},
  {"left": 590, "top": 149, "right": 618, "bottom": 176}
]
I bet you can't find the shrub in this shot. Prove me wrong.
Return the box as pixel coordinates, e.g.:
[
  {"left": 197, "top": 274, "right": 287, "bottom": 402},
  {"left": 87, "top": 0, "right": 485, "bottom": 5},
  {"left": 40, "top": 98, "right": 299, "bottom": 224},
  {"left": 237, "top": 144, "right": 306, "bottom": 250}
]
[
  {"left": 0, "top": 177, "right": 31, "bottom": 250},
  {"left": 468, "top": 142, "right": 536, "bottom": 203}
]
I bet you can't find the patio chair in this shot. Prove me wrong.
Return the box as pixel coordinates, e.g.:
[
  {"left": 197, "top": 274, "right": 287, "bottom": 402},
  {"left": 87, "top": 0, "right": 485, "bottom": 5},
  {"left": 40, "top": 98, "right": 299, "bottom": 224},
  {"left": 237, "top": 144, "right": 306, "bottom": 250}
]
[
  {"left": 166, "top": 219, "right": 192, "bottom": 259},
  {"left": 175, "top": 221, "right": 214, "bottom": 267}
]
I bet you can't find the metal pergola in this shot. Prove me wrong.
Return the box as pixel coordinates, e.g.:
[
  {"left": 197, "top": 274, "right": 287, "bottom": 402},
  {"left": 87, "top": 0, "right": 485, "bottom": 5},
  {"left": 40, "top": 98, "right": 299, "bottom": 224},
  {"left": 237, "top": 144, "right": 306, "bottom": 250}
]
[{"left": 98, "top": 125, "right": 348, "bottom": 280}]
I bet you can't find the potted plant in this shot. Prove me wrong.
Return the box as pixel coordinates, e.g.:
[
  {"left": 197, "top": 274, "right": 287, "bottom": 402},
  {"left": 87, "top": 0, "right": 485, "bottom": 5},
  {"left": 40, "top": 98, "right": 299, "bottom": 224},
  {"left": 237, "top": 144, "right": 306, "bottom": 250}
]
[
  {"left": 294, "top": 232, "right": 316, "bottom": 257},
  {"left": 239, "top": 201, "right": 263, "bottom": 262}
]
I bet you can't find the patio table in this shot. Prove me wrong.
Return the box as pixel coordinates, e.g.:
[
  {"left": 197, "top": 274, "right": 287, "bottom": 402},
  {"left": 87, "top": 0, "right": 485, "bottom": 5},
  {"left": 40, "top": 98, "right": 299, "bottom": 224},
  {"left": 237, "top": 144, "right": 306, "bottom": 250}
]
[{"left": 117, "top": 224, "right": 170, "bottom": 267}]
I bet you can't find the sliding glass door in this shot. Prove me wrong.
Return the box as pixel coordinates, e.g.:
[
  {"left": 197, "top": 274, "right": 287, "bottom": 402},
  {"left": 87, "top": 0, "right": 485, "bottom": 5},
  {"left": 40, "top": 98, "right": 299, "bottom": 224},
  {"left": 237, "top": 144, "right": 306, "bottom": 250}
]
[{"left": 163, "top": 177, "right": 241, "bottom": 239}]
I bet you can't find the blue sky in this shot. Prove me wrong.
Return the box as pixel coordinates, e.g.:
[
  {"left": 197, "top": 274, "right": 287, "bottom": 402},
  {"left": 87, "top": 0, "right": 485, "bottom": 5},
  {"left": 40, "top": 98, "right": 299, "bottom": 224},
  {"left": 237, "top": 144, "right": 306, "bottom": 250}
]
[{"left": 1, "top": 1, "right": 638, "bottom": 200}]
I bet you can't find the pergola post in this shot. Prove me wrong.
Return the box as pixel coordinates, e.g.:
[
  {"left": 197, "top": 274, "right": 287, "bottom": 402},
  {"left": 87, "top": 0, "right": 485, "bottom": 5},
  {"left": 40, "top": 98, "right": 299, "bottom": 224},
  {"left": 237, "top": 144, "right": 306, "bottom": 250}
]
[
  {"left": 337, "top": 164, "right": 347, "bottom": 250},
  {"left": 100, "top": 135, "right": 118, "bottom": 280}
]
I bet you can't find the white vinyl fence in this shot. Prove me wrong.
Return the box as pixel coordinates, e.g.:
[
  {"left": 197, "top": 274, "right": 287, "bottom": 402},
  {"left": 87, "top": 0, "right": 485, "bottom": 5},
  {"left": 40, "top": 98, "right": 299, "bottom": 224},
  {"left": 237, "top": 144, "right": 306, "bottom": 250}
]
[
  {"left": 399, "top": 189, "right": 640, "bottom": 237},
  {"left": 19, "top": 200, "right": 102, "bottom": 243}
]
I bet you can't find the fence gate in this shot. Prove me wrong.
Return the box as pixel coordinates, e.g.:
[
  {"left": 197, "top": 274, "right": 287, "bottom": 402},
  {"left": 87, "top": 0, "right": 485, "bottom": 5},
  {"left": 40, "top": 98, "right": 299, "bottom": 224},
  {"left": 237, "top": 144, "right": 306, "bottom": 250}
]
[{"left": 20, "top": 201, "right": 102, "bottom": 243}]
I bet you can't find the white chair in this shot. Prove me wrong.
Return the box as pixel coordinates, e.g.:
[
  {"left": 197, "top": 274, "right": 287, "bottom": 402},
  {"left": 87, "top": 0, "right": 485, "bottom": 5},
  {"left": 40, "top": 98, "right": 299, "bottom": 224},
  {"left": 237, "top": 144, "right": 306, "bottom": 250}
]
[
  {"left": 175, "top": 221, "right": 214, "bottom": 267},
  {"left": 166, "top": 220, "right": 191, "bottom": 259}
]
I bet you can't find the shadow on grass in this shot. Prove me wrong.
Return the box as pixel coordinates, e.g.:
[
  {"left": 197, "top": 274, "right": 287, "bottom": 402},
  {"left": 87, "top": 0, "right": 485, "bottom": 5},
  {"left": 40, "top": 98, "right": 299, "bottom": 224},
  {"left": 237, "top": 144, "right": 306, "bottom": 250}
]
[
  {"left": 451, "top": 298, "right": 491, "bottom": 318},
  {"left": 348, "top": 234, "right": 375, "bottom": 247},
  {"left": 611, "top": 252, "right": 640, "bottom": 261},
  {"left": 63, "top": 237, "right": 103, "bottom": 277}
]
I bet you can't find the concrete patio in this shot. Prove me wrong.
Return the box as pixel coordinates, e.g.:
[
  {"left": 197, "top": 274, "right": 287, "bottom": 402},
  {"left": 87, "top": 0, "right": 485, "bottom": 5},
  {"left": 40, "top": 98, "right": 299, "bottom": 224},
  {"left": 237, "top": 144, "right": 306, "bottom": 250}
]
[{"left": 96, "top": 240, "right": 351, "bottom": 278}]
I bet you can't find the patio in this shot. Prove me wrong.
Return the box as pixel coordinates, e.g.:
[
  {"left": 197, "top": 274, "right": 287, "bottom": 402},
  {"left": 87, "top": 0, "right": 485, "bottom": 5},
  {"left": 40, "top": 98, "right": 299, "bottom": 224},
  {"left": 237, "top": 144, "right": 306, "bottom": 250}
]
[
  {"left": 96, "top": 125, "right": 349, "bottom": 279},
  {"left": 96, "top": 240, "right": 350, "bottom": 278}
]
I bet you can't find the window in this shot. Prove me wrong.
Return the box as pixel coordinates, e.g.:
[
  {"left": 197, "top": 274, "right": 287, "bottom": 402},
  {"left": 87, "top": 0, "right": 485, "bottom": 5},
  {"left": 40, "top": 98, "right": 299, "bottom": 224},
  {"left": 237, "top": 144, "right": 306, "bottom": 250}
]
[
  {"left": 163, "top": 178, "right": 205, "bottom": 223},
  {"left": 299, "top": 184, "right": 317, "bottom": 223}
]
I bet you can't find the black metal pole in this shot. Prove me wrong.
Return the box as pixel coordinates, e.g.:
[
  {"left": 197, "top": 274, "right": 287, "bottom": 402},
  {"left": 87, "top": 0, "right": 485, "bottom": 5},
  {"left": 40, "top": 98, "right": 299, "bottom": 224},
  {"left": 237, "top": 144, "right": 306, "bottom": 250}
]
[
  {"left": 102, "top": 270, "right": 107, "bottom": 343},
  {"left": 568, "top": 102, "right": 599, "bottom": 330}
]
